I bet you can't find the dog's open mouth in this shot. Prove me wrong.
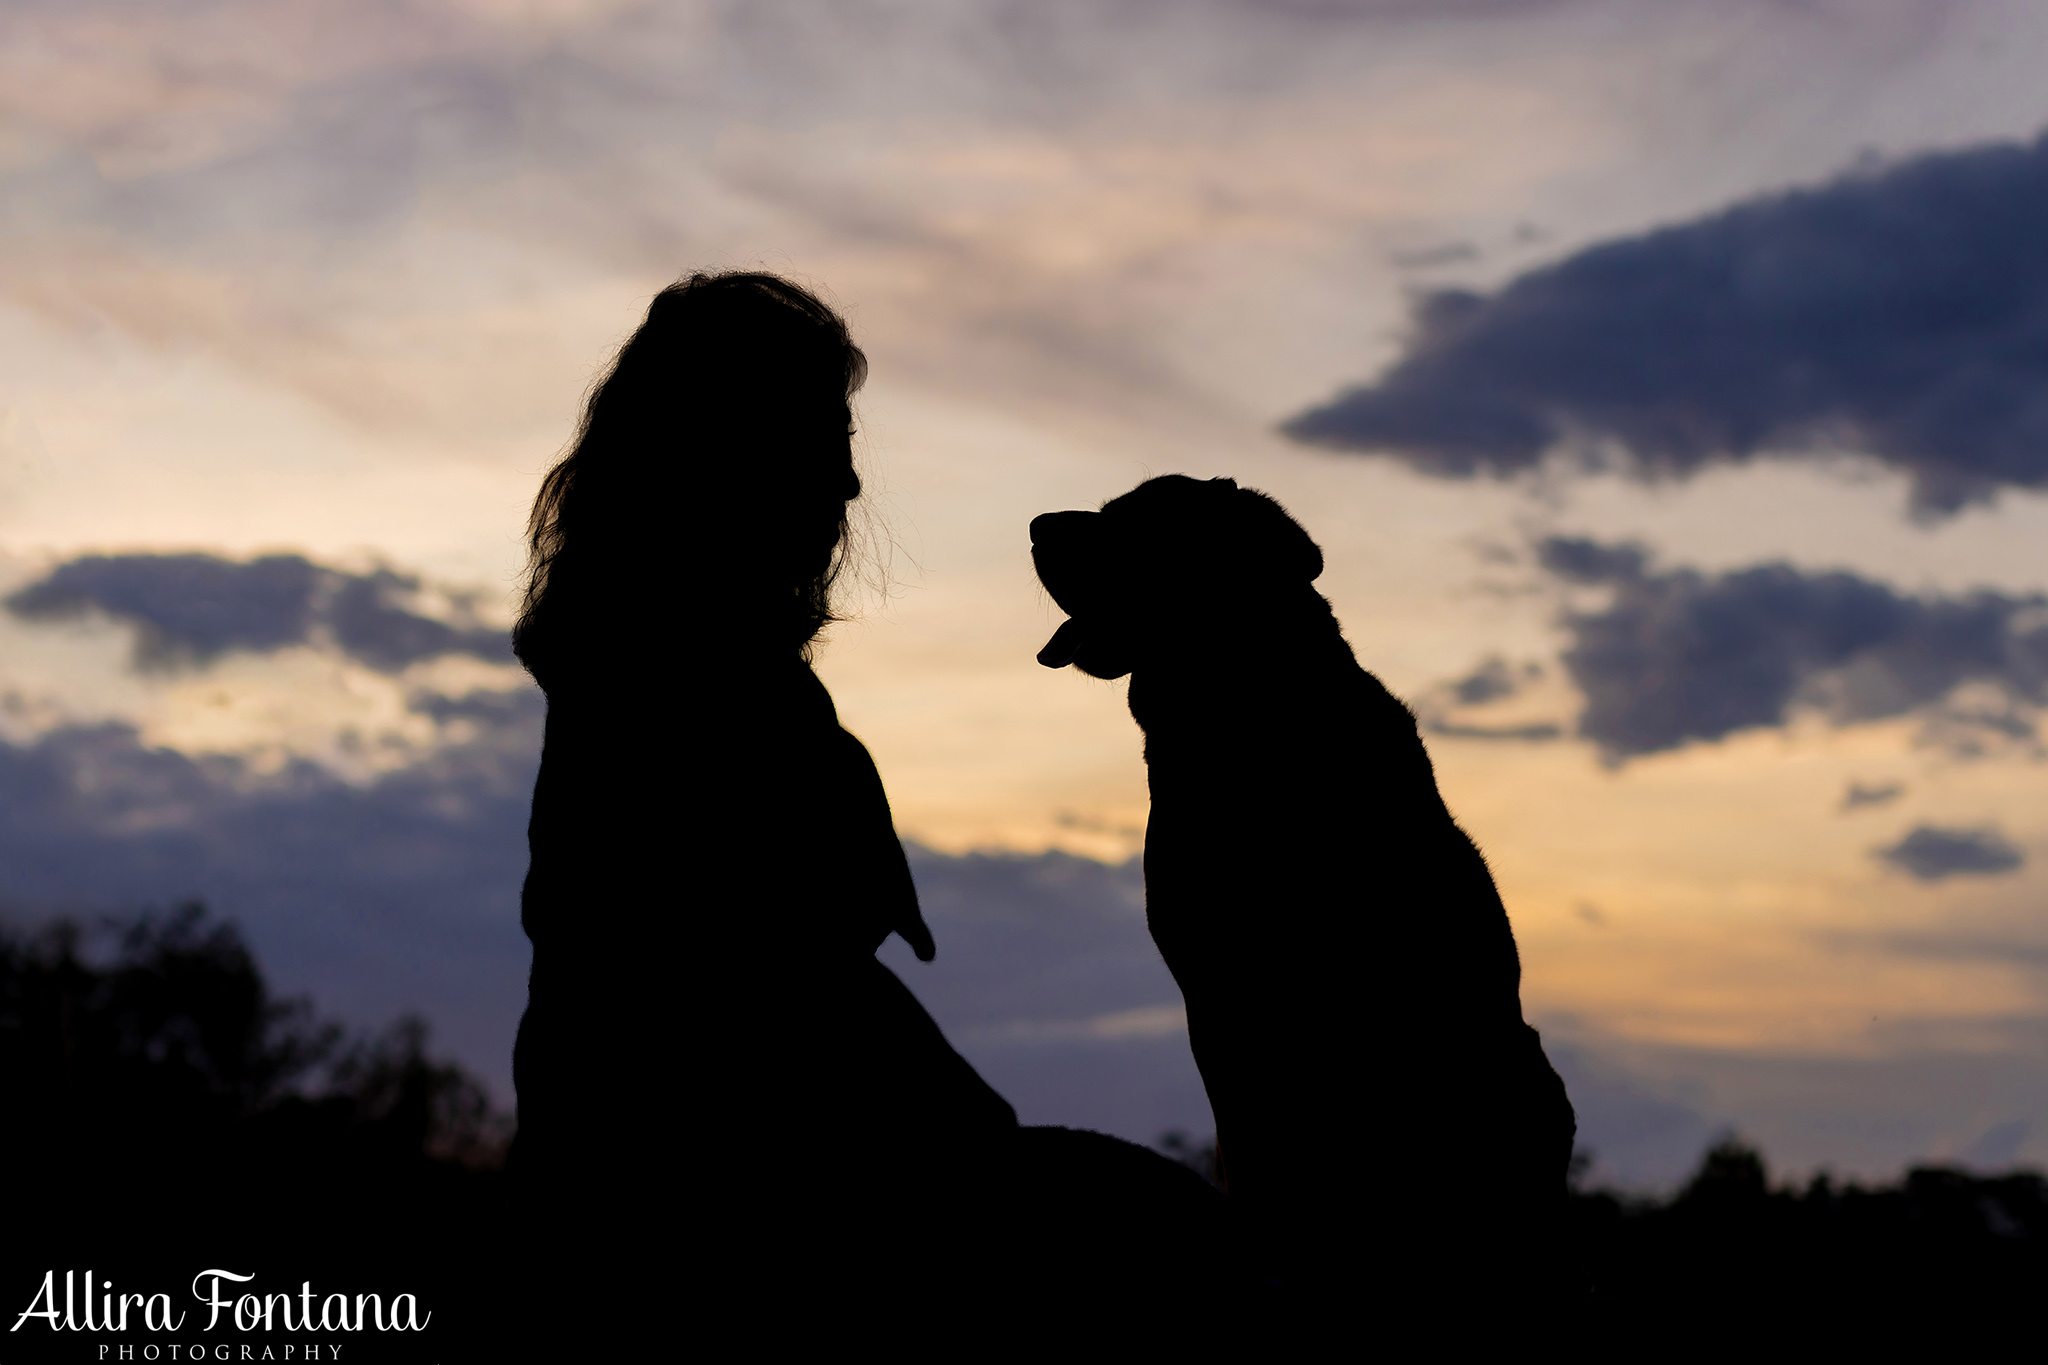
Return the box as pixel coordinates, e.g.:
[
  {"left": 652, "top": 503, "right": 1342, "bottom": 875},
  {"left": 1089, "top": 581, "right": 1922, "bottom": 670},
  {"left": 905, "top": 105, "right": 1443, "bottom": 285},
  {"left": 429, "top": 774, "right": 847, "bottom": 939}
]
[{"left": 1037, "top": 618, "right": 1085, "bottom": 669}]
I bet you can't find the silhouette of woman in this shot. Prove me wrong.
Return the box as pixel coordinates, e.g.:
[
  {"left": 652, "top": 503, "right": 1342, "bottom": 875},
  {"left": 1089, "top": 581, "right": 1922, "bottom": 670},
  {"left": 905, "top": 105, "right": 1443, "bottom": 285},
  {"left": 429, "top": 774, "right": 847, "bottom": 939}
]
[
  {"left": 509, "top": 272, "right": 1026, "bottom": 1333},
  {"left": 510, "top": 272, "right": 1233, "bottom": 1343}
]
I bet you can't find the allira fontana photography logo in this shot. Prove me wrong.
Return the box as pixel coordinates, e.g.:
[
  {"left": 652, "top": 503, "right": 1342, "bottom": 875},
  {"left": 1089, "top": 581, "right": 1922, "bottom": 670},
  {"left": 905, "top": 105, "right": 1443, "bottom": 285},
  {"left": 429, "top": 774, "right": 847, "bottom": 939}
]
[{"left": 12, "top": 1269, "right": 430, "bottom": 1359}]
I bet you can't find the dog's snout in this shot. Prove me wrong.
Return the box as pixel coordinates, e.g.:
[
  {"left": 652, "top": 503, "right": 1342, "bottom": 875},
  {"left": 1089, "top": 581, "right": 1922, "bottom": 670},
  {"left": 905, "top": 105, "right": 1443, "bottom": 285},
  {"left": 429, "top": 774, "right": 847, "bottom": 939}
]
[{"left": 1030, "top": 510, "right": 1095, "bottom": 546}]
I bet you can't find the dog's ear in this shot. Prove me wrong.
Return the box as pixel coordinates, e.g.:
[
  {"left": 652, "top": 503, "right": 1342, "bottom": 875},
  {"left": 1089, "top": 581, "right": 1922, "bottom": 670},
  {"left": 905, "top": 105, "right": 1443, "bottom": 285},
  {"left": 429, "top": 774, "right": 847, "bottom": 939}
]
[{"left": 1232, "top": 485, "right": 1324, "bottom": 584}]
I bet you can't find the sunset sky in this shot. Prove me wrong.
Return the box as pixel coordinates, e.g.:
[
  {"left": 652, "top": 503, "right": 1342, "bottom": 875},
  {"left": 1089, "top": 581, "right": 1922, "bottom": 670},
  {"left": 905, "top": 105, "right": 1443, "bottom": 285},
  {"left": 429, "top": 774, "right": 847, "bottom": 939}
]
[{"left": 5, "top": 0, "right": 2048, "bottom": 1187}]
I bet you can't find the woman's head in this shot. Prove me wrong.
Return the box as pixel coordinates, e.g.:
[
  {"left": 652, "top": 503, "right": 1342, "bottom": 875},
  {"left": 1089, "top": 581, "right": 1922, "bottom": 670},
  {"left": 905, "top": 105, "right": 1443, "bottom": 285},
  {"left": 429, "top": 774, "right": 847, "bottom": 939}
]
[{"left": 515, "top": 271, "right": 869, "bottom": 687}]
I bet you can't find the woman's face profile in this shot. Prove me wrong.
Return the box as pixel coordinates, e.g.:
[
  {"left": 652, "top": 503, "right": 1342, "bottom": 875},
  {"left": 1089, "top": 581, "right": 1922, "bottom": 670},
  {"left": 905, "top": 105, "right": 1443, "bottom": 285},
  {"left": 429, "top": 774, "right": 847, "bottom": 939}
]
[
  {"left": 515, "top": 271, "right": 871, "bottom": 672},
  {"left": 735, "top": 396, "right": 858, "bottom": 581}
]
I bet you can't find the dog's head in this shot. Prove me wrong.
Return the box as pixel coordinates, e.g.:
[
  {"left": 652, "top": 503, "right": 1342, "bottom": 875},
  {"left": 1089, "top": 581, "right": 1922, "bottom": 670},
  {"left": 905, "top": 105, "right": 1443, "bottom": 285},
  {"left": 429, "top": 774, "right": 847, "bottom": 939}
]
[{"left": 1030, "top": 474, "right": 1325, "bottom": 680}]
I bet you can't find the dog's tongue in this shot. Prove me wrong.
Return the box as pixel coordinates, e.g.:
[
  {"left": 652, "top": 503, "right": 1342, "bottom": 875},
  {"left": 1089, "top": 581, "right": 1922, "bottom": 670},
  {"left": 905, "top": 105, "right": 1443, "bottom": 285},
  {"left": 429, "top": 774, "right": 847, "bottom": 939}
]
[{"left": 1037, "top": 618, "right": 1086, "bottom": 669}]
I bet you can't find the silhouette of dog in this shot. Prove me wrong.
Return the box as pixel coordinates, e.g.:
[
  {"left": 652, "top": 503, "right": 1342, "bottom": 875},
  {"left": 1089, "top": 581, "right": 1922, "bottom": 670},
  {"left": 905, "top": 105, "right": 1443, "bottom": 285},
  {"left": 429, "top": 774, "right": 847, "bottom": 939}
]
[{"left": 1031, "top": 474, "right": 1575, "bottom": 1313}]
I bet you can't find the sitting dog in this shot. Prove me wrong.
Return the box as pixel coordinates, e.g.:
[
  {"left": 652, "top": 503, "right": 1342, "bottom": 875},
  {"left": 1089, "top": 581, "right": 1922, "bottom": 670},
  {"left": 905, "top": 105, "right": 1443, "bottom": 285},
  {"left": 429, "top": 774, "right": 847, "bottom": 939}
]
[{"left": 1031, "top": 474, "right": 1575, "bottom": 1312}]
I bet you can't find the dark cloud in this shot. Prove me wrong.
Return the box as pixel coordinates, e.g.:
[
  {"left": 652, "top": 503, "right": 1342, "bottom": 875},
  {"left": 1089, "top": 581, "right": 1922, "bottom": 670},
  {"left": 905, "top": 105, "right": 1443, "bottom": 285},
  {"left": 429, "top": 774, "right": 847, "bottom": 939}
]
[
  {"left": 8, "top": 555, "right": 320, "bottom": 668},
  {"left": 880, "top": 847, "right": 1212, "bottom": 1141},
  {"left": 408, "top": 687, "right": 546, "bottom": 728},
  {"left": 890, "top": 847, "right": 1172, "bottom": 1031},
  {"left": 1543, "top": 1044, "right": 1719, "bottom": 1191},
  {"left": 7, "top": 553, "right": 512, "bottom": 673},
  {"left": 0, "top": 712, "right": 1208, "bottom": 1143},
  {"left": 325, "top": 568, "right": 511, "bottom": 671},
  {"left": 1286, "top": 132, "right": 2048, "bottom": 515},
  {"left": 1538, "top": 537, "right": 2048, "bottom": 758},
  {"left": 0, "top": 694, "right": 542, "bottom": 1100},
  {"left": 1875, "top": 824, "right": 2024, "bottom": 881},
  {"left": 1538, "top": 538, "right": 1650, "bottom": 585},
  {"left": 1414, "top": 656, "right": 1564, "bottom": 742},
  {"left": 0, "top": 682, "right": 1209, "bottom": 1140},
  {"left": 4, "top": 690, "right": 2021, "bottom": 1171},
  {"left": 1390, "top": 240, "right": 1480, "bottom": 270},
  {"left": 1841, "top": 780, "right": 1904, "bottom": 812},
  {"left": 1447, "top": 655, "right": 1524, "bottom": 706},
  {"left": 1566, "top": 1019, "right": 2048, "bottom": 1186},
  {"left": 1428, "top": 719, "right": 1563, "bottom": 743},
  {"left": 1958, "top": 1119, "right": 2029, "bottom": 1171}
]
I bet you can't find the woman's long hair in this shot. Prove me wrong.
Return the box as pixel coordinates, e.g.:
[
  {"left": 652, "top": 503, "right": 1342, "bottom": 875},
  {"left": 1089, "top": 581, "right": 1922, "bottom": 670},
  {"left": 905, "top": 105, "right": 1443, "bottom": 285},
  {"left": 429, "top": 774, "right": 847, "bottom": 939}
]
[{"left": 514, "top": 272, "right": 868, "bottom": 691}]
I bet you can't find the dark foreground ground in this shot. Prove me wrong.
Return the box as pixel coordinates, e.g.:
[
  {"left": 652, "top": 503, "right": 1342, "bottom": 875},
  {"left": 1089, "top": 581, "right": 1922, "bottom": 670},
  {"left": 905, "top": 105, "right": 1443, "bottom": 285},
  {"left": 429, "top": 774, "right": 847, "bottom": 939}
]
[
  {"left": 5, "top": 909, "right": 2042, "bottom": 1358},
  {"left": 1566, "top": 1143, "right": 2047, "bottom": 1348},
  {"left": 2, "top": 908, "right": 508, "bottom": 1363}
]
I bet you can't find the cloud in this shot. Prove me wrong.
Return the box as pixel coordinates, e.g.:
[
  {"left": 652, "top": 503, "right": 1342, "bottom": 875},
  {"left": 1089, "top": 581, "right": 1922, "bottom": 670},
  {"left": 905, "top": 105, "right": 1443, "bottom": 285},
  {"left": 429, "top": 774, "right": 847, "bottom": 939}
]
[
  {"left": 0, "top": 546, "right": 1216, "bottom": 1142},
  {"left": 1412, "top": 655, "right": 1566, "bottom": 742},
  {"left": 1875, "top": 824, "right": 2024, "bottom": 881},
  {"left": 1285, "top": 131, "right": 2048, "bottom": 515},
  {"left": 1544, "top": 1043, "right": 1720, "bottom": 1190},
  {"left": 888, "top": 845, "right": 1184, "bottom": 1034},
  {"left": 0, "top": 0, "right": 1770, "bottom": 463},
  {"left": 1536, "top": 538, "right": 1649, "bottom": 584},
  {"left": 6, "top": 553, "right": 512, "bottom": 673},
  {"left": 0, "top": 700, "right": 541, "bottom": 1100},
  {"left": 1429, "top": 719, "right": 1564, "bottom": 743},
  {"left": 0, "top": 685, "right": 2035, "bottom": 1170},
  {"left": 881, "top": 846, "right": 1211, "bottom": 1140},
  {"left": 1537, "top": 536, "right": 2048, "bottom": 758},
  {"left": 1957, "top": 1118, "right": 2029, "bottom": 1170},
  {"left": 1446, "top": 654, "right": 1524, "bottom": 706},
  {"left": 1841, "top": 780, "right": 1904, "bottom": 812},
  {"left": 0, "top": 712, "right": 1215, "bottom": 1143}
]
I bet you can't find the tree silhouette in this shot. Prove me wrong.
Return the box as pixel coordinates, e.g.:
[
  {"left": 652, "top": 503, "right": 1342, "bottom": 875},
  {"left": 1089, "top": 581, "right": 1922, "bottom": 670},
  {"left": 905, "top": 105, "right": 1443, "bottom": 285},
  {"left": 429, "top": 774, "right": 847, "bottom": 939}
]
[
  {"left": 10, "top": 903, "right": 2044, "bottom": 1355},
  {"left": 1570, "top": 1136, "right": 2048, "bottom": 1347},
  {"left": 1, "top": 905, "right": 510, "bottom": 1360}
]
